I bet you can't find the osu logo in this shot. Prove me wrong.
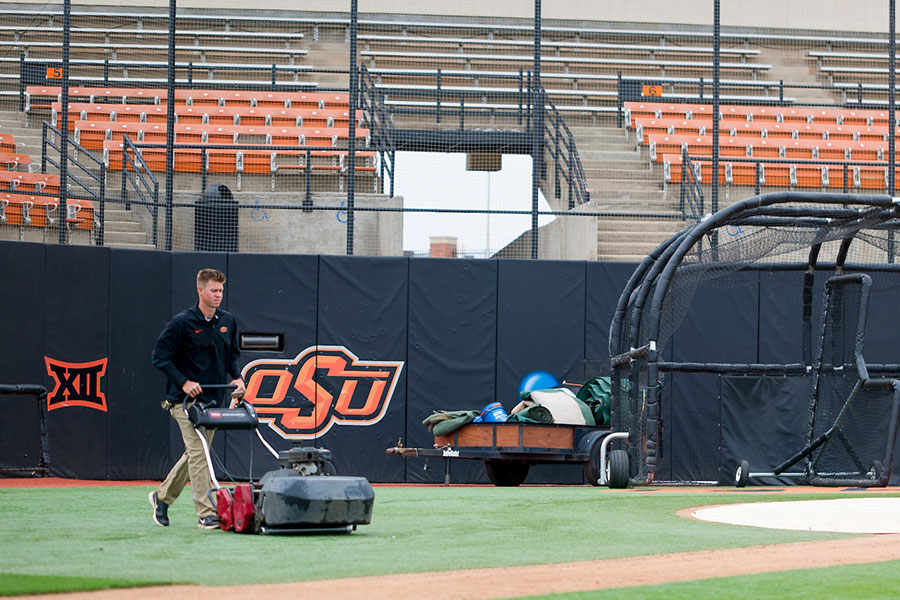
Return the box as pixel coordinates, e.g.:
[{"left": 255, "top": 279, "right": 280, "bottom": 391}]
[
  {"left": 44, "top": 356, "right": 108, "bottom": 412},
  {"left": 240, "top": 346, "right": 403, "bottom": 439}
]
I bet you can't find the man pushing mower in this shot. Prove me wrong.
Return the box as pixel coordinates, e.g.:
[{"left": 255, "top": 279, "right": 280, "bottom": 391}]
[{"left": 148, "top": 268, "right": 245, "bottom": 529}]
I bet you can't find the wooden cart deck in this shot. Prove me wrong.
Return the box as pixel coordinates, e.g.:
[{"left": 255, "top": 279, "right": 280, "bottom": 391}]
[{"left": 387, "top": 422, "right": 628, "bottom": 487}]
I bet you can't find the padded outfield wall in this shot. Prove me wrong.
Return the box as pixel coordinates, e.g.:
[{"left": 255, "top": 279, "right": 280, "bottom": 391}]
[{"left": 3, "top": 240, "right": 900, "bottom": 485}]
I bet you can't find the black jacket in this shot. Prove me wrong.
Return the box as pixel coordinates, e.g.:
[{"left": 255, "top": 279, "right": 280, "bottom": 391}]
[{"left": 151, "top": 304, "right": 241, "bottom": 404}]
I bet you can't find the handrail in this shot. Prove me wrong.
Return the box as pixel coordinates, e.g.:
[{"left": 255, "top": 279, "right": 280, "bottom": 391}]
[
  {"left": 359, "top": 65, "right": 396, "bottom": 197},
  {"left": 540, "top": 85, "right": 591, "bottom": 208},
  {"left": 40, "top": 119, "right": 107, "bottom": 243},
  {"left": 121, "top": 133, "right": 160, "bottom": 247},
  {"left": 680, "top": 147, "right": 705, "bottom": 222}
]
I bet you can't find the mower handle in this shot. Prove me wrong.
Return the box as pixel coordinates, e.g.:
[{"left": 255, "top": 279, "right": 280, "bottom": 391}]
[{"left": 182, "top": 383, "right": 238, "bottom": 412}]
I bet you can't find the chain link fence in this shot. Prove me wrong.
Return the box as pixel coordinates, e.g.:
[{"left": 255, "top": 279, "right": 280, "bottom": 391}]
[{"left": 0, "top": 2, "right": 897, "bottom": 259}]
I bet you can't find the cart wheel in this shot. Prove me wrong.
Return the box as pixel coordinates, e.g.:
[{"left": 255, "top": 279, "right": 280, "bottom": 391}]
[
  {"left": 606, "top": 449, "right": 629, "bottom": 489},
  {"left": 484, "top": 460, "right": 530, "bottom": 487},
  {"left": 583, "top": 439, "right": 603, "bottom": 486},
  {"left": 735, "top": 460, "right": 750, "bottom": 487}
]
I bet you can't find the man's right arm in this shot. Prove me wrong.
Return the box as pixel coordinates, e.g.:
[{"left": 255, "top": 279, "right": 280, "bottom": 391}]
[{"left": 151, "top": 317, "right": 189, "bottom": 390}]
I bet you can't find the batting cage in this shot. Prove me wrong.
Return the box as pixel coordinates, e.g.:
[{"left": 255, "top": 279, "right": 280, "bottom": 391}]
[
  {"left": 609, "top": 192, "right": 900, "bottom": 487},
  {"left": 0, "top": 385, "right": 49, "bottom": 477}
]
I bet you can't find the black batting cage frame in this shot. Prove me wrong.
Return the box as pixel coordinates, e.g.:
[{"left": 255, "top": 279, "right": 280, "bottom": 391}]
[
  {"left": 609, "top": 191, "right": 900, "bottom": 487},
  {"left": 0, "top": 385, "right": 50, "bottom": 476}
]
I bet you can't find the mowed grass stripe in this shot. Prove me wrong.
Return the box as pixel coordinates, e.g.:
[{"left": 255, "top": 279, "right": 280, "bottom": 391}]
[
  {"left": 518, "top": 559, "right": 900, "bottom": 599},
  {"left": 0, "top": 574, "right": 160, "bottom": 597}
]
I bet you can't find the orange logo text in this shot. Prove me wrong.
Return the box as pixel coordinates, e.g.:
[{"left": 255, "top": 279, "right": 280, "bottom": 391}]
[{"left": 240, "top": 346, "right": 403, "bottom": 439}]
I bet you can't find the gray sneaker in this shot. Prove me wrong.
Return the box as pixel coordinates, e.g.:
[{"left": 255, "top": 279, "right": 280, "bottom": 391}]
[
  {"left": 197, "top": 515, "right": 219, "bottom": 530},
  {"left": 148, "top": 491, "right": 169, "bottom": 527}
]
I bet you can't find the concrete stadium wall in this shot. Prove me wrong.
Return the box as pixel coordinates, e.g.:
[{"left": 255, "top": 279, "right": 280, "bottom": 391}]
[{"left": 12, "top": 1, "right": 893, "bottom": 35}]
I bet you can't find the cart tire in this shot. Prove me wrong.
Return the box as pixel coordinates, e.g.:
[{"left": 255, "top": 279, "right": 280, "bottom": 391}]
[
  {"left": 583, "top": 439, "right": 604, "bottom": 486},
  {"left": 735, "top": 460, "right": 750, "bottom": 487},
  {"left": 484, "top": 460, "right": 530, "bottom": 487},
  {"left": 606, "top": 449, "right": 629, "bottom": 489}
]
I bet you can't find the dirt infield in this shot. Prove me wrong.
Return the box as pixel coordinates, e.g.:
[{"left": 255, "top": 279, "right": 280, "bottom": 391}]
[{"left": 12, "top": 535, "right": 900, "bottom": 600}]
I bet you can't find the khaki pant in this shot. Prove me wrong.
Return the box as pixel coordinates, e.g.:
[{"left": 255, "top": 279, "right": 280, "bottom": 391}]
[{"left": 157, "top": 403, "right": 216, "bottom": 519}]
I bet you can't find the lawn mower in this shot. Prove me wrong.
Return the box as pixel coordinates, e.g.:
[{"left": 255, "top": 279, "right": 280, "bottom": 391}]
[{"left": 186, "top": 384, "right": 374, "bottom": 534}]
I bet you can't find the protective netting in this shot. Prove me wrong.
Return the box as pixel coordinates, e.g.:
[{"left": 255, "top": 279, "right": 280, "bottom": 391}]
[
  {"left": 650, "top": 208, "right": 900, "bottom": 354},
  {"left": 805, "top": 276, "right": 898, "bottom": 486},
  {"left": 6, "top": 2, "right": 897, "bottom": 259},
  {"left": 0, "top": 394, "right": 45, "bottom": 475},
  {"left": 610, "top": 193, "right": 900, "bottom": 485}
]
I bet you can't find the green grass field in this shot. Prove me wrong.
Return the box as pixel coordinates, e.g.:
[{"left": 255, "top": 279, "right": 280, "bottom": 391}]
[{"left": 1, "top": 485, "right": 896, "bottom": 597}]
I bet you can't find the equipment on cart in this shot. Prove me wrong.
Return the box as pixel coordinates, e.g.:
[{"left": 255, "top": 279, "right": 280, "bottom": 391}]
[{"left": 186, "top": 384, "right": 374, "bottom": 534}]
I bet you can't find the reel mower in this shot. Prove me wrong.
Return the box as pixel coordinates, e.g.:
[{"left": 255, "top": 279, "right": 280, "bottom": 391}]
[{"left": 186, "top": 384, "right": 375, "bottom": 534}]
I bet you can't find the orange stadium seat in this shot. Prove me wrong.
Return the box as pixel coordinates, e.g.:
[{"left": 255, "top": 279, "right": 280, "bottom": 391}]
[
  {"left": 0, "top": 153, "right": 31, "bottom": 170},
  {"left": 663, "top": 154, "right": 895, "bottom": 191},
  {"left": 0, "top": 171, "right": 61, "bottom": 194},
  {"left": 76, "top": 120, "right": 371, "bottom": 152},
  {"left": 632, "top": 116, "right": 893, "bottom": 144},
  {"left": 102, "top": 139, "right": 376, "bottom": 175},
  {"left": 644, "top": 132, "right": 888, "bottom": 163},
  {"left": 53, "top": 103, "right": 363, "bottom": 130},
  {"left": 624, "top": 101, "right": 896, "bottom": 128},
  {"left": 0, "top": 192, "right": 93, "bottom": 230}
]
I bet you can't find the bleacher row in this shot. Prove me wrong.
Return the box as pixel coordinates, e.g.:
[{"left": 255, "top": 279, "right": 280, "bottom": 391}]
[
  {"left": 7, "top": 7, "right": 900, "bottom": 113},
  {"left": 625, "top": 101, "right": 900, "bottom": 190},
  {"left": 27, "top": 86, "right": 376, "bottom": 176},
  {"left": 0, "top": 8, "right": 793, "bottom": 113}
]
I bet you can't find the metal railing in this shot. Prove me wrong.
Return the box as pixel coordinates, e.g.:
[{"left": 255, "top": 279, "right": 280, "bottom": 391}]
[
  {"left": 359, "top": 65, "right": 396, "bottom": 197},
  {"left": 40, "top": 120, "right": 107, "bottom": 243},
  {"left": 540, "top": 85, "right": 590, "bottom": 209},
  {"left": 680, "top": 148, "right": 705, "bottom": 222},
  {"left": 19, "top": 56, "right": 338, "bottom": 101},
  {"left": 120, "top": 133, "right": 160, "bottom": 248}
]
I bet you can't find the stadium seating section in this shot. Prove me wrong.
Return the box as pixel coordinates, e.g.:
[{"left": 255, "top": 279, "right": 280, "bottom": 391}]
[
  {"left": 624, "top": 101, "right": 900, "bottom": 191},
  {"left": 25, "top": 86, "right": 377, "bottom": 177}
]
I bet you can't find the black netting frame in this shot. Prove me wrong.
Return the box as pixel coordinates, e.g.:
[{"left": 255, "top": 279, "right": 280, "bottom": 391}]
[
  {"left": 0, "top": 385, "right": 50, "bottom": 477},
  {"left": 608, "top": 191, "right": 900, "bottom": 486}
]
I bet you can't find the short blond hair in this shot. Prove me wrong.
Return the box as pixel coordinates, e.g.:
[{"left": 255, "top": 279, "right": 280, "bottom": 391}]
[{"left": 197, "top": 268, "right": 226, "bottom": 288}]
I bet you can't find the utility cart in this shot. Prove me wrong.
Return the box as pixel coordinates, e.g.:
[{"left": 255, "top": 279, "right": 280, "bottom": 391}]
[{"left": 387, "top": 422, "right": 629, "bottom": 488}]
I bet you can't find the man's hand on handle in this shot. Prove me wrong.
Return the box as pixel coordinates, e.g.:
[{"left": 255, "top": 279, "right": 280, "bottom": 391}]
[
  {"left": 182, "top": 380, "right": 202, "bottom": 398},
  {"left": 230, "top": 378, "right": 246, "bottom": 400}
]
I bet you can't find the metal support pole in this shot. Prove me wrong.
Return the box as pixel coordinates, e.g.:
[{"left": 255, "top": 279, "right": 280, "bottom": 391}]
[
  {"left": 18, "top": 54, "right": 25, "bottom": 113},
  {"left": 711, "top": 0, "right": 720, "bottom": 215},
  {"left": 530, "top": 0, "right": 542, "bottom": 260},
  {"left": 889, "top": 0, "right": 896, "bottom": 196},
  {"left": 97, "top": 163, "right": 106, "bottom": 246},
  {"left": 164, "top": 0, "right": 176, "bottom": 251},
  {"left": 616, "top": 70, "right": 623, "bottom": 128},
  {"left": 346, "top": 0, "right": 358, "bottom": 255},
  {"left": 58, "top": 0, "right": 71, "bottom": 244},
  {"left": 436, "top": 68, "right": 442, "bottom": 124},
  {"left": 890, "top": 0, "right": 896, "bottom": 263},
  {"left": 304, "top": 148, "right": 312, "bottom": 211}
]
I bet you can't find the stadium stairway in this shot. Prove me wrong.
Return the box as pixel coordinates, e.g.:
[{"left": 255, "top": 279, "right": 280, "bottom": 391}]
[
  {"left": 0, "top": 108, "right": 154, "bottom": 249},
  {"left": 564, "top": 124, "right": 684, "bottom": 262}
]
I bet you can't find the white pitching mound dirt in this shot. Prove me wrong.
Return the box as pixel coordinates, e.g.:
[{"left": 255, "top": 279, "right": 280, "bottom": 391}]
[{"left": 691, "top": 497, "right": 900, "bottom": 534}]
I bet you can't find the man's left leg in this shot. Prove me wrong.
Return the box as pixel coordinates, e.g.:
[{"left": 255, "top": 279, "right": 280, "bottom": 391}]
[{"left": 170, "top": 407, "right": 217, "bottom": 524}]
